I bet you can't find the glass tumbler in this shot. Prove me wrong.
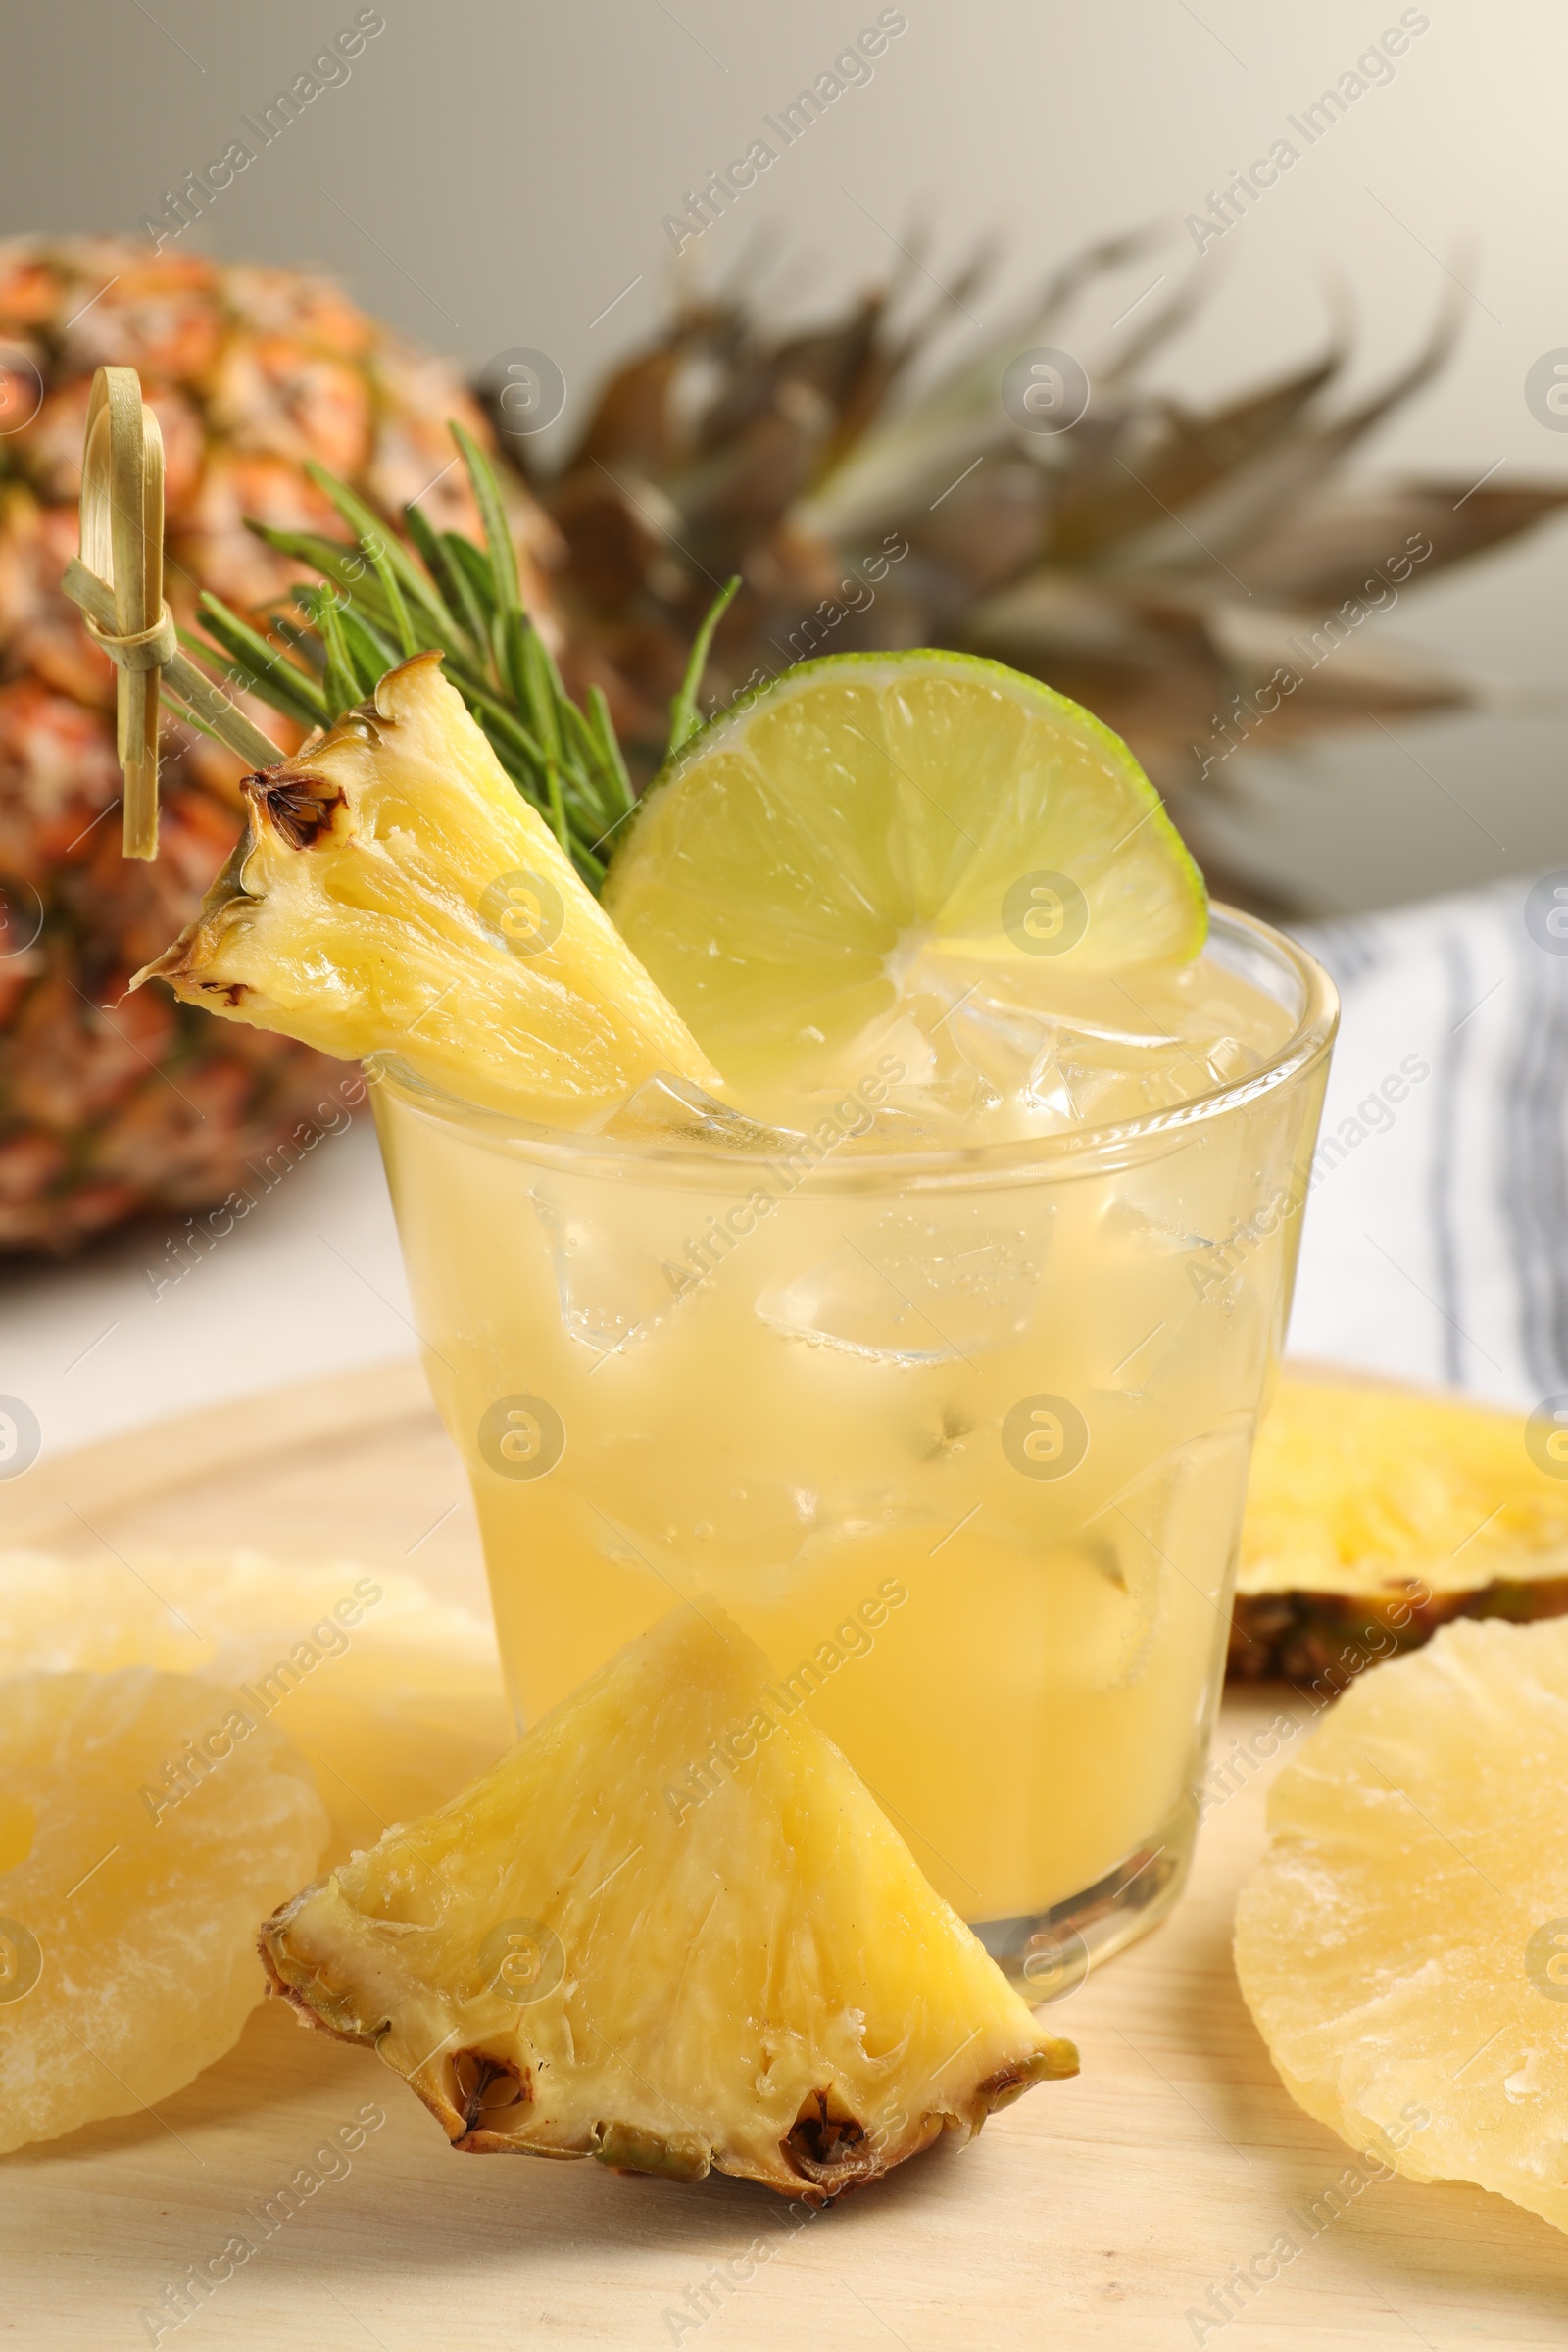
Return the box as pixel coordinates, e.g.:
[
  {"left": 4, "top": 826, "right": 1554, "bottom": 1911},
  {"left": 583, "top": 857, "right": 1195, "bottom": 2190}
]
[{"left": 373, "top": 906, "right": 1336, "bottom": 1991}]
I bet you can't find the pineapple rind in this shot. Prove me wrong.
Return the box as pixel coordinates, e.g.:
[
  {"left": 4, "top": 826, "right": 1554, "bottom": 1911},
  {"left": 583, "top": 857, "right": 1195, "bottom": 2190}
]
[
  {"left": 262, "top": 1603, "right": 1075, "bottom": 2199},
  {"left": 1229, "top": 1576, "right": 1568, "bottom": 1682},
  {"left": 136, "top": 654, "right": 721, "bottom": 1121}
]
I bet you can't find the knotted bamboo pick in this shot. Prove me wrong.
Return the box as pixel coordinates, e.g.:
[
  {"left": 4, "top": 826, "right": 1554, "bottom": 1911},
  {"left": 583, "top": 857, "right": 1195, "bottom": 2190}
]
[{"left": 60, "top": 365, "right": 282, "bottom": 859}]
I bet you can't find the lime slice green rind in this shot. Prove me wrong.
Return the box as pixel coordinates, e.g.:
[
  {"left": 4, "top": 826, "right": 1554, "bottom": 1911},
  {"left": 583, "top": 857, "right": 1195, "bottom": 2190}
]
[{"left": 604, "top": 649, "right": 1207, "bottom": 1091}]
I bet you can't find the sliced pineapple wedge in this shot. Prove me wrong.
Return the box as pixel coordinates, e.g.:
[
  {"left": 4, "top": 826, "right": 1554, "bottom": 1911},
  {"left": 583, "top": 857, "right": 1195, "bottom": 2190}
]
[
  {"left": 136, "top": 653, "right": 722, "bottom": 1121},
  {"left": 261, "top": 1603, "right": 1075, "bottom": 2200},
  {"left": 1233, "top": 1372, "right": 1568, "bottom": 1680}
]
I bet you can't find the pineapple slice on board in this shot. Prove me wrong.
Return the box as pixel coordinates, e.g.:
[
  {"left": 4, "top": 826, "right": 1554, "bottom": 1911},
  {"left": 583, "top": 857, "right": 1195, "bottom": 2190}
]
[
  {"left": 1232, "top": 1373, "right": 1568, "bottom": 1681},
  {"left": 0, "top": 1550, "right": 513, "bottom": 1867},
  {"left": 262, "top": 1603, "right": 1076, "bottom": 2200},
  {"left": 0, "top": 1667, "right": 326, "bottom": 2153},
  {"left": 136, "top": 653, "right": 722, "bottom": 1122},
  {"left": 1235, "top": 1617, "right": 1568, "bottom": 2235}
]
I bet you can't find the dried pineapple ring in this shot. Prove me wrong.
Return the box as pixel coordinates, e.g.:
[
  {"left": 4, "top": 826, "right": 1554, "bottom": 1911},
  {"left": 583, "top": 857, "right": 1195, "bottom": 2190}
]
[
  {"left": 0, "top": 1551, "right": 514, "bottom": 1865},
  {"left": 0, "top": 1668, "right": 326, "bottom": 2153},
  {"left": 1235, "top": 1617, "right": 1568, "bottom": 2234}
]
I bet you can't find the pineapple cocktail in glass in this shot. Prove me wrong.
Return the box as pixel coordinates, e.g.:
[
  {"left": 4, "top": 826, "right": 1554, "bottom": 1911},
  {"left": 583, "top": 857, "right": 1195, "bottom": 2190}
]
[
  {"left": 139, "top": 612, "right": 1335, "bottom": 1991},
  {"left": 376, "top": 904, "right": 1334, "bottom": 1988}
]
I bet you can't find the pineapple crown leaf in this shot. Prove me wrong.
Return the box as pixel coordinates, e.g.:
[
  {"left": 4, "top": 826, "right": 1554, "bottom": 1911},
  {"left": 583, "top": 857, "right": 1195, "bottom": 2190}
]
[{"left": 516, "top": 238, "right": 1568, "bottom": 910}]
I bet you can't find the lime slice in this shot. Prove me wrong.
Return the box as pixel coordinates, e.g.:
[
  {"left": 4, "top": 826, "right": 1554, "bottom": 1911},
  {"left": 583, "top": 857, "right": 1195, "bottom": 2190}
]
[{"left": 602, "top": 651, "right": 1206, "bottom": 1093}]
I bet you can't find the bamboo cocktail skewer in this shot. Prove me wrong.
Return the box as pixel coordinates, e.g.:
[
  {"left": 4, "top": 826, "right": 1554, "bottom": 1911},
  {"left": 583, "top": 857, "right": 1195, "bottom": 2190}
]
[{"left": 60, "top": 365, "right": 282, "bottom": 858}]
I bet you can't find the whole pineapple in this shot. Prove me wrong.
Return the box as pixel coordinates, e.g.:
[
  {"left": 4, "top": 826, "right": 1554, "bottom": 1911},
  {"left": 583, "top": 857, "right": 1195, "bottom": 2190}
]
[{"left": 0, "top": 237, "right": 559, "bottom": 1252}]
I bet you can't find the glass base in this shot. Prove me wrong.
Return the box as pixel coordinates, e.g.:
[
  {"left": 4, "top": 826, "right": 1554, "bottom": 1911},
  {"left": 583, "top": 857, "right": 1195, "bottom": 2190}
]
[{"left": 972, "top": 1790, "right": 1198, "bottom": 2001}]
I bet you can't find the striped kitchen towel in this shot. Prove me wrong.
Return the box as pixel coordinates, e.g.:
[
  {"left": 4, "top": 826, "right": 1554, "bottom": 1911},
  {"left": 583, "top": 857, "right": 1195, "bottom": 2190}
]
[{"left": 1287, "top": 872, "right": 1568, "bottom": 1411}]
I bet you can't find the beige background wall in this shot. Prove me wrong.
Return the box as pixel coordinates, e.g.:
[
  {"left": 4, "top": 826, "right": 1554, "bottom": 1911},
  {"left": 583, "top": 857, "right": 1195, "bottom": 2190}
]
[{"left": 4, "top": 0, "right": 1565, "bottom": 911}]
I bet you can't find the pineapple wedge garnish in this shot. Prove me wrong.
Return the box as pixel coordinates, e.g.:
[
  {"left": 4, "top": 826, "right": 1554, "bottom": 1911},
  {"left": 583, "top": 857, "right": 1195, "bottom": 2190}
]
[
  {"left": 260, "top": 1604, "right": 1076, "bottom": 2200},
  {"left": 135, "top": 653, "right": 721, "bottom": 1121}
]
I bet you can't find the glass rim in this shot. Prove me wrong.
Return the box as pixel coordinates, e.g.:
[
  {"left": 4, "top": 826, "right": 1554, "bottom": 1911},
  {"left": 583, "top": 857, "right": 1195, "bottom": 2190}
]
[{"left": 371, "top": 904, "right": 1339, "bottom": 1194}]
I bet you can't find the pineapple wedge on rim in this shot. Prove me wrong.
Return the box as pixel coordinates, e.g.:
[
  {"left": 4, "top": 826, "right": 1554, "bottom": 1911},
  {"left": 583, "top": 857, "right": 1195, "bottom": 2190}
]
[
  {"left": 135, "top": 653, "right": 722, "bottom": 1123},
  {"left": 261, "top": 1603, "right": 1076, "bottom": 2200}
]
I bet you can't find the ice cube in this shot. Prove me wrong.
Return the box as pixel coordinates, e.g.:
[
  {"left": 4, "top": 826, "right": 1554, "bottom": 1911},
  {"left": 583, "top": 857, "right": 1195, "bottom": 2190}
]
[
  {"left": 760, "top": 1240, "right": 950, "bottom": 1363},
  {"left": 1071, "top": 1196, "right": 1214, "bottom": 1394},
  {"left": 760, "top": 1210, "right": 1046, "bottom": 1362},
  {"left": 1035, "top": 1529, "right": 1165, "bottom": 1692},
  {"left": 587, "top": 1452, "right": 940, "bottom": 1606},
  {"left": 528, "top": 1186, "right": 683, "bottom": 1358},
  {"left": 857, "top": 962, "right": 1226, "bottom": 1142},
  {"left": 590, "top": 1438, "right": 823, "bottom": 1581},
  {"left": 594, "top": 1071, "right": 803, "bottom": 1153},
  {"left": 1087, "top": 1420, "right": 1253, "bottom": 1625},
  {"left": 1099, "top": 1196, "right": 1208, "bottom": 1261}
]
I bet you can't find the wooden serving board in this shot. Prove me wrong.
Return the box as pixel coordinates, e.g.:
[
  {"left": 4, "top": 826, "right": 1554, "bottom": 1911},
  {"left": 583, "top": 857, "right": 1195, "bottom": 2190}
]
[{"left": 1, "top": 1365, "right": 1563, "bottom": 2350}]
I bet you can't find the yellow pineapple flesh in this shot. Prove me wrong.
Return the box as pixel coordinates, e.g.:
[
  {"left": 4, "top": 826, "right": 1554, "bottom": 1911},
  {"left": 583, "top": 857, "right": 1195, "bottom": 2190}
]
[
  {"left": 0, "top": 1549, "right": 513, "bottom": 1865},
  {"left": 1235, "top": 1616, "right": 1568, "bottom": 2235},
  {"left": 0, "top": 1666, "right": 326, "bottom": 2152},
  {"left": 1232, "top": 1373, "right": 1568, "bottom": 1679},
  {"left": 262, "top": 1603, "right": 1075, "bottom": 2199},
  {"left": 136, "top": 654, "right": 722, "bottom": 1122}
]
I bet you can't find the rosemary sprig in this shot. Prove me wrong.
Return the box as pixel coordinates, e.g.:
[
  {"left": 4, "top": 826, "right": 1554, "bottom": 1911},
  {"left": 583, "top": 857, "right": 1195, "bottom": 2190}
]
[
  {"left": 185, "top": 424, "right": 738, "bottom": 891},
  {"left": 667, "top": 574, "right": 740, "bottom": 758}
]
